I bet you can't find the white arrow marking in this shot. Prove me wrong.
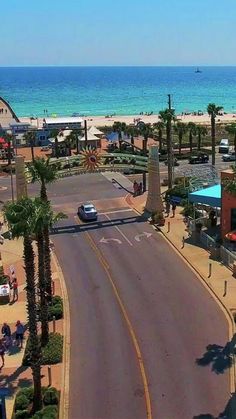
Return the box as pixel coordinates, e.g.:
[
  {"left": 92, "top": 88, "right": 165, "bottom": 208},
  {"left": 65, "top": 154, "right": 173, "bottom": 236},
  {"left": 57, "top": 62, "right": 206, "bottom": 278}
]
[
  {"left": 135, "top": 232, "right": 152, "bottom": 242},
  {"left": 100, "top": 237, "right": 122, "bottom": 244}
]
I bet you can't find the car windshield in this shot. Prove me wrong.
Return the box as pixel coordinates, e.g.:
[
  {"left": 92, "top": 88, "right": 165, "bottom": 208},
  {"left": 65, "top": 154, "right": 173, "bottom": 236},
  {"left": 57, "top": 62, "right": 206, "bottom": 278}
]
[{"left": 84, "top": 205, "right": 95, "bottom": 212}]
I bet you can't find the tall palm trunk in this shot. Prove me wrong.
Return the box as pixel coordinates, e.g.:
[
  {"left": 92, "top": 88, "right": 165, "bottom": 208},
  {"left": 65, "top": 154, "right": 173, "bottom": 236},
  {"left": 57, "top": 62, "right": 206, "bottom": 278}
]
[
  {"left": 142, "top": 137, "right": 148, "bottom": 192},
  {"left": 37, "top": 232, "right": 49, "bottom": 346},
  {"left": 189, "top": 133, "right": 193, "bottom": 153},
  {"left": 166, "top": 119, "right": 173, "bottom": 189},
  {"left": 23, "top": 235, "right": 42, "bottom": 413},
  {"left": 7, "top": 141, "right": 11, "bottom": 166},
  {"left": 178, "top": 133, "right": 183, "bottom": 155},
  {"left": 211, "top": 115, "right": 216, "bottom": 166},
  {"left": 198, "top": 133, "right": 201, "bottom": 151},
  {"left": 131, "top": 136, "right": 134, "bottom": 153},
  {"left": 158, "top": 129, "right": 162, "bottom": 152},
  {"left": 30, "top": 139, "right": 35, "bottom": 162},
  {"left": 55, "top": 137, "right": 59, "bottom": 159},
  {"left": 40, "top": 180, "right": 53, "bottom": 299},
  {"left": 76, "top": 136, "right": 79, "bottom": 154}
]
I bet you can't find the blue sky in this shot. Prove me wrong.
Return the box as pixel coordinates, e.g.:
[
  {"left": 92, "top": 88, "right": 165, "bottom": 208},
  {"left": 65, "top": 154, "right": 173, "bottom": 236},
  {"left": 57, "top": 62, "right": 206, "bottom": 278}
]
[{"left": 1, "top": 0, "right": 236, "bottom": 66}]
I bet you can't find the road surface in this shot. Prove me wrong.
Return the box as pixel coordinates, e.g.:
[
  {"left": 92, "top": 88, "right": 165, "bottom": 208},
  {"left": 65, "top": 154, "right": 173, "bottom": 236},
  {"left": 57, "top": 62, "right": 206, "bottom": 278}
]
[{"left": 46, "top": 174, "right": 231, "bottom": 419}]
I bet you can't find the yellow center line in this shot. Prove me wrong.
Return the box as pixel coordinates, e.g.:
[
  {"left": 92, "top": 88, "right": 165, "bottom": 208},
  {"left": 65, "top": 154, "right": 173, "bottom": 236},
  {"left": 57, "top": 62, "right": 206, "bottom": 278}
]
[{"left": 75, "top": 216, "right": 152, "bottom": 419}]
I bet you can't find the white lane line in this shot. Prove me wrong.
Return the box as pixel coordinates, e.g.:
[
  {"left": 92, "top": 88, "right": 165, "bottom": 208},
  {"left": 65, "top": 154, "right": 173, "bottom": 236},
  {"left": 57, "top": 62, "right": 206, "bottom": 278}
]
[
  {"left": 104, "top": 214, "right": 133, "bottom": 246},
  {"left": 99, "top": 208, "right": 133, "bottom": 215}
]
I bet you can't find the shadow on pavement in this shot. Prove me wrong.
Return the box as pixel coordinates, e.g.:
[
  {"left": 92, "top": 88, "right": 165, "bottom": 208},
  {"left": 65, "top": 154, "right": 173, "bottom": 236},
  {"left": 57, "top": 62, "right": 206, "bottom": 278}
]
[
  {"left": 51, "top": 215, "right": 147, "bottom": 235},
  {"left": 0, "top": 366, "right": 30, "bottom": 393},
  {"left": 193, "top": 392, "right": 236, "bottom": 418},
  {"left": 196, "top": 334, "right": 236, "bottom": 374}
]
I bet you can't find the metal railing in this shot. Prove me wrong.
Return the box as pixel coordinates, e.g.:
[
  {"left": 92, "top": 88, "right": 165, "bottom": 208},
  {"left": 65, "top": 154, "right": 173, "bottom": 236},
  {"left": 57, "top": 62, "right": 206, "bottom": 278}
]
[
  {"left": 200, "top": 230, "right": 216, "bottom": 250},
  {"left": 220, "top": 246, "right": 236, "bottom": 270},
  {"left": 188, "top": 216, "right": 208, "bottom": 232}
]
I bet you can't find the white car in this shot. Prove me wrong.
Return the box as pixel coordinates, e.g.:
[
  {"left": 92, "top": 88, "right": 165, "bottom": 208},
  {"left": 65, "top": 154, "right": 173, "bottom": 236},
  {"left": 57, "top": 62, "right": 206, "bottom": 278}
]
[
  {"left": 222, "top": 152, "right": 236, "bottom": 162},
  {"left": 78, "top": 203, "right": 98, "bottom": 221}
]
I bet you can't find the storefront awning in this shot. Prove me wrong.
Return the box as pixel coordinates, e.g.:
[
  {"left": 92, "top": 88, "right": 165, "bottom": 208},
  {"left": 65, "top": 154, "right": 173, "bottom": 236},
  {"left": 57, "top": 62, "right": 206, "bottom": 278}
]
[{"left": 189, "top": 184, "right": 221, "bottom": 207}]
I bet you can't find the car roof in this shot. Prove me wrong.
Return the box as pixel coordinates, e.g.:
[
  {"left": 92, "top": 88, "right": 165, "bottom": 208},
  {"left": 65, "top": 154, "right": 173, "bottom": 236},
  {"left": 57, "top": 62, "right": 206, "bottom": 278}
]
[{"left": 83, "top": 203, "right": 95, "bottom": 208}]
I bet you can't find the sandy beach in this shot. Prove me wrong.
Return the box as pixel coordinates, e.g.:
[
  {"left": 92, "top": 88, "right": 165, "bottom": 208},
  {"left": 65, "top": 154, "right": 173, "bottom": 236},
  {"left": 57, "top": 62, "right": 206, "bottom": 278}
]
[{"left": 20, "top": 113, "right": 236, "bottom": 129}]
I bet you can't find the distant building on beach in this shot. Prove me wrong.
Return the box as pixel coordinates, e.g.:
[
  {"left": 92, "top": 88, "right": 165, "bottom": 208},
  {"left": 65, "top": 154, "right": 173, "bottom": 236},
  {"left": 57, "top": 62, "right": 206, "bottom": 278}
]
[
  {"left": 0, "top": 96, "right": 20, "bottom": 130},
  {"left": 43, "top": 117, "right": 83, "bottom": 131}
]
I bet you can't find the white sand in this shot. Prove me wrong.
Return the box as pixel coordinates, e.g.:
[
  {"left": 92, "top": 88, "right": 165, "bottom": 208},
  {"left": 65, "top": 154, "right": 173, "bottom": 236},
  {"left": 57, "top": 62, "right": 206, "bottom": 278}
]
[{"left": 20, "top": 113, "right": 236, "bottom": 129}]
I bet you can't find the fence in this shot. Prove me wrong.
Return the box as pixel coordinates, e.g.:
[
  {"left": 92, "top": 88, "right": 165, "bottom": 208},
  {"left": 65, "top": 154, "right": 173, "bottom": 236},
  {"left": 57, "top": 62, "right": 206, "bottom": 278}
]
[
  {"left": 188, "top": 217, "right": 208, "bottom": 232},
  {"left": 200, "top": 230, "right": 216, "bottom": 250},
  {"left": 220, "top": 246, "right": 236, "bottom": 270}
]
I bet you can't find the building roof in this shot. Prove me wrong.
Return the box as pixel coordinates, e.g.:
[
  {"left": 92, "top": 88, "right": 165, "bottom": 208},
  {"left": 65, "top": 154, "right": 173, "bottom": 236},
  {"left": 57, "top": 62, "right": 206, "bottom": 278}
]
[
  {"left": 48, "top": 129, "right": 72, "bottom": 143},
  {"left": 88, "top": 126, "right": 104, "bottom": 136},
  {"left": 0, "top": 96, "right": 20, "bottom": 128},
  {"left": 80, "top": 132, "right": 99, "bottom": 142},
  {"left": 44, "top": 117, "right": 83, "bottom": 125},
  {"left": 189, "top": 184, "right": 221, "bottom": 207}
]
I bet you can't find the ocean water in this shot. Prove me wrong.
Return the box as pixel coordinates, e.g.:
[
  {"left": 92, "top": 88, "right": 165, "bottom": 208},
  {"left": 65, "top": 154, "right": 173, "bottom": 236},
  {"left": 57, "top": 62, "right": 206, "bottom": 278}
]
[{"left": 1, "top": 66, "right": 236, "bottom": 117}]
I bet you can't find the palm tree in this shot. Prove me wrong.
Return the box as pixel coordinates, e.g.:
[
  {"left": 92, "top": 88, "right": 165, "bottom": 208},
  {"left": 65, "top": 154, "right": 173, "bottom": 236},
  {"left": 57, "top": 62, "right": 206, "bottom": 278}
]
[
  {"left": 33, "top": 198, "right": 66, "bottom": 346},
  {"left": 137, "top": 123, "right": 153, "bottom": 192},
  {"left": 196, "top": 125, "right": 208, "bottom": 151},
  {"left": 226, "top": 123, "right": 236, "bottom": 157},
  {"left": 4, "top": 198, "right": 42, "bottom": 413},
  {"left": 207, "top": 103, "right": 223, "bottom": 166},
  {"left": 28, "top": 158, "right": 57, "bottom": 297},
  {"left": 187, "top": 122, "right": 197, "bottom": 153},
  {"left": 125, "top": 125, "right": 138, "bottom": 153},
  {"left": 174, "top": 122, "right": 187, "bottom": 155},
  {"left": 159, "top": 109, "right": 176, "bottom": 189},
  {"left": 113, "top": 122, "right": 127, "bottom": 151},
  {"left": 153, "top": 121, "right": 165, "bottom": 152},
  {"left": 50, "top": 129, "right": 60, "bottom": 159},
  {"left": 23, "top": 130, "right": 37, "bottom": 161},
  {"left": 68, "top": 129, "right": 81, "bottom": 154}
]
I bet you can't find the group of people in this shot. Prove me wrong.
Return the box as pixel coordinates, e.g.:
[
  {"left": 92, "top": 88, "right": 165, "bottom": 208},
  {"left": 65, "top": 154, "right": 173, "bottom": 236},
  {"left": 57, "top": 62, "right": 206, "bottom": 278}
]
[
  {"left": 0, "top": 321, "right": 25, "bottom": 370},
  {"left": 133, "top": 180, "right": 143, "bottom": 197}
]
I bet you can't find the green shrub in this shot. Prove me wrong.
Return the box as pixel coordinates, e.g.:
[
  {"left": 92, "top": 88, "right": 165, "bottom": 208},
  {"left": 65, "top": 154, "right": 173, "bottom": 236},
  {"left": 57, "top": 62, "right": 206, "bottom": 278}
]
[
  {"left": 43, "top": 387, "right": 59, "bottom": 406},
  {"left": 0, "top": 274, "right": 9, "bottom": 285},
  {"left": 15, "top": 410, "right": 30, "bottom": 419},
  {"left": 48, "top": 304, "right": 63, "bottom": 321},
  {"left": 15, "top": 394, "right": 29, "bottom": 411},
  {"left": 32, "top": 405, "right": 58, "bottom": 419},
  {"left": 17, "top": 387, "right": 34, "bottom": 402},
  {"left": 48, "top": 296, "right": 63, "bottom": 321},
  {"left": 167, "top": 185, "right": 188, "bottom": 199},
  {"left": 41, "top": 333, "right": 63, "bottom": 365}
]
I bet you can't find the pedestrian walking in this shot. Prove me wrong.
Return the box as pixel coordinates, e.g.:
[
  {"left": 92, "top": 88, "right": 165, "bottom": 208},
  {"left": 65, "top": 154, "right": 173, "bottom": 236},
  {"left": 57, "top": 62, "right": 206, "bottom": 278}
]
[
  {"left": 133, "top": 180, "right": 139, "bottom": 197},
  {"left": 138, "top": 182, "right": 143, "bottom": 195},
  {"left": 0, "top": 339, "right": 6, "bottom": 369},
  {"left": 1, "top": 323, "right": 12, "bottom": 349},
  {"left": 171, "top": 202, "right": 177, "bottom": 218},
  {"left": 15, "top": 321, "right": 24, "bottom": 349},
  {"left": 12, "top": 277, "right": 18, "bottom": 302},
  {"left": 165, "top": 199, "right": 170, "bottom": 216}
]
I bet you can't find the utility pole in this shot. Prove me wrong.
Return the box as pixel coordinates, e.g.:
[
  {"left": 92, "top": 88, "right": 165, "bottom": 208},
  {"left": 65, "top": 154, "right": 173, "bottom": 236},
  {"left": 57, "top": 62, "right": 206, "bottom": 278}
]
[
  {"left": 167, "top": 94, "right": 173, "bottom": 189},
  {"left": 84, "top": 119, "right": 88, "bottom": 147}
]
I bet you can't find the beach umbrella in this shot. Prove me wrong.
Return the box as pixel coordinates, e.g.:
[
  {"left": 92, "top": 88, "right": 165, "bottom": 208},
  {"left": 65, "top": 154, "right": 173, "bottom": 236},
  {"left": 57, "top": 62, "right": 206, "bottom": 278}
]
[
  {"left": 2, "top": 143, "right": 8, "bottom": 148},
  {"left": 0, "top": 138, "right": 6, "bottom": 144},
  {"left": 106, "top": 132, "right": 119, "bottom": 142}
]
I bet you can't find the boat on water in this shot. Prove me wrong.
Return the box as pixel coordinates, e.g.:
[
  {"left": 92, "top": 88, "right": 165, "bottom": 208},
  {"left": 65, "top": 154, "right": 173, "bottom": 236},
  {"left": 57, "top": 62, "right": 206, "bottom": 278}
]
[{"left": 195, "top": 67, "right": 202, "bottom": 73}]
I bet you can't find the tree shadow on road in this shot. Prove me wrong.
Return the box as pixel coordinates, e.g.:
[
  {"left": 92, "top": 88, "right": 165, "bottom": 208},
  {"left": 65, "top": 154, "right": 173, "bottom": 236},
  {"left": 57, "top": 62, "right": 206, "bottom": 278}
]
[
  {"left": 196, "top": 334, "right": 236, "bottom": 374},
  {"left": 193, "top": 392, "right": 236, "bottom": 418}
]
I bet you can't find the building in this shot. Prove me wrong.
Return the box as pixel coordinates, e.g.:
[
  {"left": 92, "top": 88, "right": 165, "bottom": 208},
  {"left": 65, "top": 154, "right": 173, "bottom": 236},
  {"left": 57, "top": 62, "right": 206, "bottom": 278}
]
[
  {"left": 0, "top": 96, "right": 20, "bottom": 130},
  {"left": 43, "top": 117, "right": 83, "bottom": 131},
  {"left": 79, "top": 132, "right": 101, "bottom": 150},
  {"left": 221, "top": 169, "right": 236, "bottom": 238}
]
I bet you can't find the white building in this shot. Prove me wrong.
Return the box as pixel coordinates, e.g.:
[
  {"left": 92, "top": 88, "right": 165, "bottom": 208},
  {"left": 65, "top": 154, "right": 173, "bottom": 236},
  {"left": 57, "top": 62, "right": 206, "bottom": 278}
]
[{"left": 43, "top": 117, "right": 83, "bottom": 131}]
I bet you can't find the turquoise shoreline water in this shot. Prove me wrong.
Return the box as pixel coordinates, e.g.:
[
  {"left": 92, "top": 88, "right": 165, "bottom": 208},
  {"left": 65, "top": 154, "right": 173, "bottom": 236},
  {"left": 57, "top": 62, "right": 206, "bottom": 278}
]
[{"left": 1, "top": 66, "right": 236, "bottom": 117}]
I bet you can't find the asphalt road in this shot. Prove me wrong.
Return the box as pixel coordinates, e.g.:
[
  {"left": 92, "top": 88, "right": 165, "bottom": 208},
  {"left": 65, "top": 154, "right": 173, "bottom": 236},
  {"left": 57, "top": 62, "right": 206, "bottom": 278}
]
[
  {"left": 47, "top": 174, "right": 231, "bottom": 419},
  {"left": 0, "top": 168, "right": 232, "bottom": 418}
]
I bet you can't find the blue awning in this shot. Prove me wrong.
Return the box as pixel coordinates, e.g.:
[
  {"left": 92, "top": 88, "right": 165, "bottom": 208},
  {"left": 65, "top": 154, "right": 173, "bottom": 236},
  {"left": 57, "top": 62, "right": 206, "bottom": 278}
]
[{"left": 189, "top": 184, "right": 221, "bottom": 207}]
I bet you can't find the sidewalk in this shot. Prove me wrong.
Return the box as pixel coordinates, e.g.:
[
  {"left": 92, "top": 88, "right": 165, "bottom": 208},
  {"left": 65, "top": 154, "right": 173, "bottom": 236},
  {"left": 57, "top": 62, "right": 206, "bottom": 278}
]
[
  {"left": 0, "top": 224, "right": 67, "bottom": 418},
  {"left": 126, "top": 191, "right": 236, "bottom": 318}
]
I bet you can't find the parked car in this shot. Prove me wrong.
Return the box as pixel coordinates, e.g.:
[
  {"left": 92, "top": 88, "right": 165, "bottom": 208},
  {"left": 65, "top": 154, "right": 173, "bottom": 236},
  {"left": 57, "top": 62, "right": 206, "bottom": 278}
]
[
  {"left": 222, "top": 152, "right": 236, "bottom": 162},
  {"left": 189, "top": 153, "right": 209, "bottom": 164},
  {"left": 219, "top": 139, "right": 229, "bottom": 154},
  {"left": 78, "top": 203, "right": 97, "bottom": 221}
]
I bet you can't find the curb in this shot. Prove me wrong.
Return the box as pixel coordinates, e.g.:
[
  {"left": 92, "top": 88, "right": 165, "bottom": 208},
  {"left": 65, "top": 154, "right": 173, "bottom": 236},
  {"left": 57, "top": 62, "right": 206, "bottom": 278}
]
[
  {"left": 125, "top": 194, "right": 236, "bottom": 394},
  {"left": 51, "top": 251, "right": 70, "bottom": 419}
]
